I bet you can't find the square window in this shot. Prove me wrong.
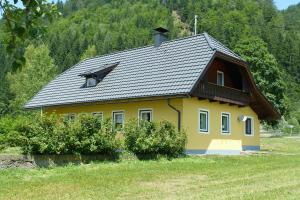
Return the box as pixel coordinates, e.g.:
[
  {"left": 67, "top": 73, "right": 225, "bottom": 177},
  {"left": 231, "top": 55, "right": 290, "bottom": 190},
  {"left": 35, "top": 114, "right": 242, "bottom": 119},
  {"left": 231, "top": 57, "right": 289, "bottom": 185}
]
[
  {"left": 221, "top": 113, "right": 230, "bottom": 134},
  {"left": 139, "top": 110, "right": 152, "bottom": 122},
  {"left": 199, "top": 110, "right": 209, "bottom": 132},
  {"left": 245, "top": 118, "right": 254, "bottom": 135},
  {"left": 217, "top": 71, "right": 224, "bottom": 86},
  {"left": 86, "top": 77, "right": 97, "bottom": 87},
  {"left": 113, "top": 111, "right": 124, "bottom": 131}
]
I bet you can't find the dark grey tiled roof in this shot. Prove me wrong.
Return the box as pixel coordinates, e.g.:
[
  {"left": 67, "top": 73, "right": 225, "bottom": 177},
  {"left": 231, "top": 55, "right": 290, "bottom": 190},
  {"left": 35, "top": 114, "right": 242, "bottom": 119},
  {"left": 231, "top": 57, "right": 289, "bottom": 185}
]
[
  {"left": 204, "top": 33, "right": 242, "bottom": 60},
  {"left": 25, "top": 33, "right": 243, "bottom": 109}
]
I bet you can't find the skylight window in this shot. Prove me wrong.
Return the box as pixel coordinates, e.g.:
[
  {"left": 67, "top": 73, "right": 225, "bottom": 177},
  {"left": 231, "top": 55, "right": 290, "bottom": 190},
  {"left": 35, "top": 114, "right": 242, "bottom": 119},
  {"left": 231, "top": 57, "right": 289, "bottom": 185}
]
[{"left": 79, "top": 62, "right": 119, "bottom": 88}]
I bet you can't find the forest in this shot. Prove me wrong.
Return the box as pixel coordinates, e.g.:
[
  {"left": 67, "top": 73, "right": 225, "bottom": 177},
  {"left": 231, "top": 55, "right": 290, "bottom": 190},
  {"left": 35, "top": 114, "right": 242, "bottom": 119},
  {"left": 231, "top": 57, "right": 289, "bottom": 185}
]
[{"left": 0, "top": 0, "right": 300, "bottom": 132}]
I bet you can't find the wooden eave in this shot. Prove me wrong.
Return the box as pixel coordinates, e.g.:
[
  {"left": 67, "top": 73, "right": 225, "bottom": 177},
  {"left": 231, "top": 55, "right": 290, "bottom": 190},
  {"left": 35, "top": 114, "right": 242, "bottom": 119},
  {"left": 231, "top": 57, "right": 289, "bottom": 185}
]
[{"left": 190, "top": 51, "right": 281, "bottom": 121}]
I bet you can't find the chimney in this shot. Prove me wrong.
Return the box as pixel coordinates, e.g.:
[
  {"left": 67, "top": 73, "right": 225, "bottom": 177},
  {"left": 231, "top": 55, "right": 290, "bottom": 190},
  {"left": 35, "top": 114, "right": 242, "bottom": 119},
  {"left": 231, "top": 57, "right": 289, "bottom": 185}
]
[{"left": 153, "top": 27, "right": 169, "bottom": 47}]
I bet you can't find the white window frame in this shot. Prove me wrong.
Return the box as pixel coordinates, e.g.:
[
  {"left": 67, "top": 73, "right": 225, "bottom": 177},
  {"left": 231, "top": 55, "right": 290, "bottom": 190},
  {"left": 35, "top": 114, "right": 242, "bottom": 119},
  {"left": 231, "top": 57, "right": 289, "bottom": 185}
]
[
  {"left": 86, "top": 77, "right": 97, "bottom": 87},
  {"left": 221, "top": 112, "right": 231, "bottom": 135},
  {"left": 112, "top": 111, "right": 125, "bottom": 130},
  {"left": 138, "top": 109, "right": 153, "bottom": 122},
  {"left": 92, "top": 112, "right": 103, "bottom": 121},
  {"left": 198, "top": 109, "right": 209, "bottom": 134},
  {"left": 245, "top": 116, "right": 254, "bottom": 136},
  {"left": 217, "top": 70, "right": 224, "bottom": 86}
]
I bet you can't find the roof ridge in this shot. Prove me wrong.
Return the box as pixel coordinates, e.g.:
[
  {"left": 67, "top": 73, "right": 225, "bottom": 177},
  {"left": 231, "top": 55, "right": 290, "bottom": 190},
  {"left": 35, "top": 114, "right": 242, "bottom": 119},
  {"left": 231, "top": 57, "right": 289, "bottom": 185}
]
[
  {"left": 205, "top": 33, "right": 242, "bottom": 59},
  {"left": 203, "top": 32, "right": 216, "bottom": 51},
  {"left": 82, "top": 33, "right": 206, "bottom": 63}
]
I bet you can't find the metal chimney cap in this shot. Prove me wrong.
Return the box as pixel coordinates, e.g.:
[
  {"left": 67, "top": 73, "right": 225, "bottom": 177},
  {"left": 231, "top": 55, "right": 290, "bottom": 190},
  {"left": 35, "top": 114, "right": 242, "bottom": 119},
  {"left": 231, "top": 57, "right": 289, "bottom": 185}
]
[{"left": 153, "top": 27, "right": 169, "bottom": 33}]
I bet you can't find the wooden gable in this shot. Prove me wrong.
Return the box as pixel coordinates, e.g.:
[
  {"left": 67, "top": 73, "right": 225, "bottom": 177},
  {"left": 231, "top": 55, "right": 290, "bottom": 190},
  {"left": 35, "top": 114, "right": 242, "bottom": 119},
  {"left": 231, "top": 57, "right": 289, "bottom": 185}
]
[{"left": 191, "top": 52, "right": 280, "bottom": 120}]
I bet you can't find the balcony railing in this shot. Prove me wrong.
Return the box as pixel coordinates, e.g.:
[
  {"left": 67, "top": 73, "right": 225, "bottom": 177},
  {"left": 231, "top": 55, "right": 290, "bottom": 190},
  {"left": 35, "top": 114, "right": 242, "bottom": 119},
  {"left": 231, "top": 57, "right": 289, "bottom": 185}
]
[{"left": 193, "top": 82, "right": 251, "bottom": 105}]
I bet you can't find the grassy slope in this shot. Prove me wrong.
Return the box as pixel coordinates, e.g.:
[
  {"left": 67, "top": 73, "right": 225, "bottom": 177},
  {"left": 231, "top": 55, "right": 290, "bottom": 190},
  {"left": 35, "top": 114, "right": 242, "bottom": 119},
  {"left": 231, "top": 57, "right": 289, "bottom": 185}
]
[{"left": 0, "top": 137, "right": 300, "bottom": 200}]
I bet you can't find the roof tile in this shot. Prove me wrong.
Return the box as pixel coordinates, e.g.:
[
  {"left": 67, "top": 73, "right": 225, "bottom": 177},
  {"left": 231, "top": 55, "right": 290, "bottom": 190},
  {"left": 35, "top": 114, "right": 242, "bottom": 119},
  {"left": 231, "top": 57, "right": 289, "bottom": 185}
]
[{"left": 25, "top": 33, "right": 242, "bottom": 109}]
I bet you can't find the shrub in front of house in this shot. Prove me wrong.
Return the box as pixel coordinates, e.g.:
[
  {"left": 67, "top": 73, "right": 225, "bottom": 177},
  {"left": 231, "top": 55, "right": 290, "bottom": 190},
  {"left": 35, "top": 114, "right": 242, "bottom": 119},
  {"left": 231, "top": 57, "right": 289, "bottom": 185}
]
[
  {"left": 17, "top": 114, "right": 120, "bottom": 155},
  {"left": 65, "top": 114, "right": 121, "bottom": 155},
  {"left": 124, "top": 119, "right": 187, "bottom": 156},
  {"left": 0, "top": 115, "right": 28, "bottom": 149}
]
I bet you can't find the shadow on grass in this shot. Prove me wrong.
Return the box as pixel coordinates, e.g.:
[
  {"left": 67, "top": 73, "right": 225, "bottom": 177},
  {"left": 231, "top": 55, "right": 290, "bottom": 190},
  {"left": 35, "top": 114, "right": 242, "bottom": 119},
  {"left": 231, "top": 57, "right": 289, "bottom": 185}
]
[
  {"left": 1, "top": 147, "right": 187, "bottom": 168},
  {"left": 134, "top": 153, "right": 187, "bottom": 161},
  {"left": 32, "top": 152, "right": 121, "bottom": 168},
  {"left": 32, "top": 152, "right": 188, "bottom": 167}
]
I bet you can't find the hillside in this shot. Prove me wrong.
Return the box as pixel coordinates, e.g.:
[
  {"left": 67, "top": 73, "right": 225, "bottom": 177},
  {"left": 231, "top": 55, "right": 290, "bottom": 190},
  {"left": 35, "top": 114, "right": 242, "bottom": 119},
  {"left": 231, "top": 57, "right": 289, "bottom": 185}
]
[{"left": 0, "top": 0, "right": 300, "bottom": 125}]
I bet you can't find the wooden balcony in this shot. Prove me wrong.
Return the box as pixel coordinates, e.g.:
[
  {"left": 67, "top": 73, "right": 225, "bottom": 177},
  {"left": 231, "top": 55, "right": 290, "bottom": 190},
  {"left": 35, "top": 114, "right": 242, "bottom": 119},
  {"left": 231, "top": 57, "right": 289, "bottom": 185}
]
[{"left": 192, "top": 82, "right": 251, "bottom": 106}]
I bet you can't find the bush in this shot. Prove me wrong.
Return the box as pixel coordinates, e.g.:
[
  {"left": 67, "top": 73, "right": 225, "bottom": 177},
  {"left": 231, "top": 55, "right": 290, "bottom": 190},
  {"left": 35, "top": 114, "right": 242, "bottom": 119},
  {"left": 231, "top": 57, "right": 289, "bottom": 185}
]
[
  {"left": 3, "top": 114, "right": 186, "bottom": 156},
  {"left": 17, "top": 113, "right": 120, "bottom": 155},
  {"left": 0, "top": 115, "right": 28, "bottom": 149},
  {"left": 124, "top": 120, "right": 187, "bottom": 156}
]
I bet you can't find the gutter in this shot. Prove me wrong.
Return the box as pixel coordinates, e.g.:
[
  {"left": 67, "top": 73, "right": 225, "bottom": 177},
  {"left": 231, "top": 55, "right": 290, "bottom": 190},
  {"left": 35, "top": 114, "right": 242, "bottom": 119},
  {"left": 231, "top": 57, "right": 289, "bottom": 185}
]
[{"left": 167, "top": 99, "right": 181, "bottom": 131}]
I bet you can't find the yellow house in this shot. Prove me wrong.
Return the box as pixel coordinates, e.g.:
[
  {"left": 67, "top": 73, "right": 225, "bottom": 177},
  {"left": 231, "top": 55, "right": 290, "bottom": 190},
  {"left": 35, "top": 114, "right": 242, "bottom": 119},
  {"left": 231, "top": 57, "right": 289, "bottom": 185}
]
[{"left": 25, "top": 28, "right": 280, "bottom": 155}]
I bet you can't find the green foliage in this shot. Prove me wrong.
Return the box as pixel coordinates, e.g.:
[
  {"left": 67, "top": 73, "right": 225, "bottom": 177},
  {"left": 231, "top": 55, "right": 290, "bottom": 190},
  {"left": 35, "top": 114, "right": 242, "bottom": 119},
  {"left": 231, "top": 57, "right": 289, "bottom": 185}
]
[
  {"left": 277, "top": 117, "right": 300, "bottom": 135},
  {"left": 234, "top": 37, "right": 289, "bottom": 116},
  {"left": 0, "top": 45, "right": 13, "bottom": 115},
  {"left": 80, "top": 45, "right": 97, "bottom": 61},
  {"left": 7, "top": 44, "right": 57, "bottom": 111},
  {"left": 46, "top": 0, "right": 182, "bottom": 71},
  {"left": 0, "top": 0, "right": 60, "bottom": 68},
  {"left": 124, "top": 119, "right": 187, "bottom": 156},
  {"left": 0, "top": 115, "right": 28, "bottom": 148},
  {"left": 17, "top": 114, "right": 120, "bottom": 155}
]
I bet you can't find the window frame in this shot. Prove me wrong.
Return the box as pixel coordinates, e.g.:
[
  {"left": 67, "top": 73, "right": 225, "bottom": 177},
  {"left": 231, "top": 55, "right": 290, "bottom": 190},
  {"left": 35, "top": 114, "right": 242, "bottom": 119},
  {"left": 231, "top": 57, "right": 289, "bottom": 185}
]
[
  {"left": 221, "top": 112, "right": 231, "bottom": 135},
  {"left": 86, "top": 77, "right": 97, "bottom": 87},
  {"left": 217, "top": 70, "right": 224, "bottom": 86},
  {"left": 245, "top": 117, "right": 254, "bottom": 136},
  {"left": 138, "top": 109, "right": 153, "bottom": 122},
  {"left": 112, "top": 111, "right": 125, "bottom": 131},
  {"left": 198, "top": 109, "right": 209, "bottom": 134},
  {"left": 92, "top": 112, "right": 103, "bottom": 121}
]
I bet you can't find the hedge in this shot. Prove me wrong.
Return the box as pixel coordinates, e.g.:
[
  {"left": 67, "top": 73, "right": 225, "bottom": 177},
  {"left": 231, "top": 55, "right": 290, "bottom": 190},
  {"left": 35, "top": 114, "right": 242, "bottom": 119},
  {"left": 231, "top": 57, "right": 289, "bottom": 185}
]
[
  {"left": 16, "top": 114, "right": 121, "bottom": 155},
  {"left": 1, "top": 114, "right": 187, "bottom": 157}
]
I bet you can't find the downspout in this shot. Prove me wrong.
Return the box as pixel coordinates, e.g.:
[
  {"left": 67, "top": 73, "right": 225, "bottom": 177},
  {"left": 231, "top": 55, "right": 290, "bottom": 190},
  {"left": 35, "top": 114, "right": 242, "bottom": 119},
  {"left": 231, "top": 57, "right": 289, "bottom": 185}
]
[{"left": 167, "top": 99, "right": 181, "bottom": 131}]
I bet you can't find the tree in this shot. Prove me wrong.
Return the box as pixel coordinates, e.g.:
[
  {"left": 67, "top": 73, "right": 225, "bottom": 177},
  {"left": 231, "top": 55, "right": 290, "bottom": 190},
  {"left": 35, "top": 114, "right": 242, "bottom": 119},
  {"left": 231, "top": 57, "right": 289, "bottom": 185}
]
[
  {"left": 0, "top": 0, "right": 60, "bottom": 68},
  {"left": 80, "top": 45, "right": 97, "bottom": 61},
  {"left": 7, "top": 44, "right": 57, "bottom": 112},
  {"left": 234, "top": 36, "right": 289, "bottom": 117}
]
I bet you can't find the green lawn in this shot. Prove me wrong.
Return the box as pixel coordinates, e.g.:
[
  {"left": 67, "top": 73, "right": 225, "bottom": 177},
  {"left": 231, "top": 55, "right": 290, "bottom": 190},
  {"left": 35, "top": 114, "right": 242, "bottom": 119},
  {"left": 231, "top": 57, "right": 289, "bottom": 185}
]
[{"left": 0, "top": 137, "right": 300, "bottom": 200}]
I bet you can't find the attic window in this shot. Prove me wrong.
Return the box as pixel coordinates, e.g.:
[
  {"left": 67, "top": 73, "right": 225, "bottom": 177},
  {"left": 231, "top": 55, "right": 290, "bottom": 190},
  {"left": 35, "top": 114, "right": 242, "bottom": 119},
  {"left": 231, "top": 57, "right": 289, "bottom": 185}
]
[
  {"left": 86, "top": 77, "right": 97, "bottom": 87},
  {"left": 217, "top": 71, "right": 224, "bottom": 86},
  {"left": 79, "top": 62, "right": 119, "bottom": 88}
]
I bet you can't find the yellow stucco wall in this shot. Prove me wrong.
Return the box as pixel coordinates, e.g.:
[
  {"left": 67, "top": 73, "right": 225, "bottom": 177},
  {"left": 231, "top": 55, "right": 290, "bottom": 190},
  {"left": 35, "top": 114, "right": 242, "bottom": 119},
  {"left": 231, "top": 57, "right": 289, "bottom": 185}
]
[
  {"left": 44, "top": 97, "right": 260, "bottom": 153},
  {"left": 182, "top": 98, "right": 260, "bottom": 152},
  {"left": 44, "top": 98, "right": 182, "bottom": 129}
]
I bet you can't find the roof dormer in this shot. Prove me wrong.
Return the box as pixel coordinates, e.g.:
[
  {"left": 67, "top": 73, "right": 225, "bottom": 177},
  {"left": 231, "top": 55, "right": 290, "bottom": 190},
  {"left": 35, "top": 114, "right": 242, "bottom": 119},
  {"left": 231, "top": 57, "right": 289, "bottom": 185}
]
[{"left": 79, "top": 62, "right": 119, "bottom": 88}]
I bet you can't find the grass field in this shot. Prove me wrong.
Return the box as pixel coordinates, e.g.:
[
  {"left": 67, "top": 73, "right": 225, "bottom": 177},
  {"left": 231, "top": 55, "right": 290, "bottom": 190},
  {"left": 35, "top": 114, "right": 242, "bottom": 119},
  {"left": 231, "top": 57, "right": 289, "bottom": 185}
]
[{"left": 0, "top": 137, "right": 300, "bottom": 200}]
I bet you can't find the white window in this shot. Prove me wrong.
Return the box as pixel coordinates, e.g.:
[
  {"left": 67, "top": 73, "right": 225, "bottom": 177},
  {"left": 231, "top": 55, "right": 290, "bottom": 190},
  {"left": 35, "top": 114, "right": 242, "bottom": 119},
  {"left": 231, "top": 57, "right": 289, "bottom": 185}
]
[
  {"left": 86, "top": 77, "right": 97, "bottom": 87},
  {"left": 245, "top": 117, "right": 254, "bottom": 136},
  {"left": 113, "top": 111, "right": 124, "bottom": 130},
  {"left": 221, "top": 113, "right": 230, "bottom": 134},
  {"left": 139, "top": 109, "right": 152, "bottom": 122},
  {"left": 199, "top": 110, "right": 209, "bottom": 133},
  {"left": 217, "top": 71, "right": 224, "bottom": 86},
  {"left": 92, "top": 112, "right": 103, "bottom": 121}
]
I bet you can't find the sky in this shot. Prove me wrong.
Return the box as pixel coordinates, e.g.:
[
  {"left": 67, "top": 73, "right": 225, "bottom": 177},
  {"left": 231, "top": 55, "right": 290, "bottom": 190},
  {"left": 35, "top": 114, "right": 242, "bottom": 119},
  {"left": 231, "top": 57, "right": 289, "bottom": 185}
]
[{"left": 275, "top": 0, "right": 300, "bottom": 10}]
